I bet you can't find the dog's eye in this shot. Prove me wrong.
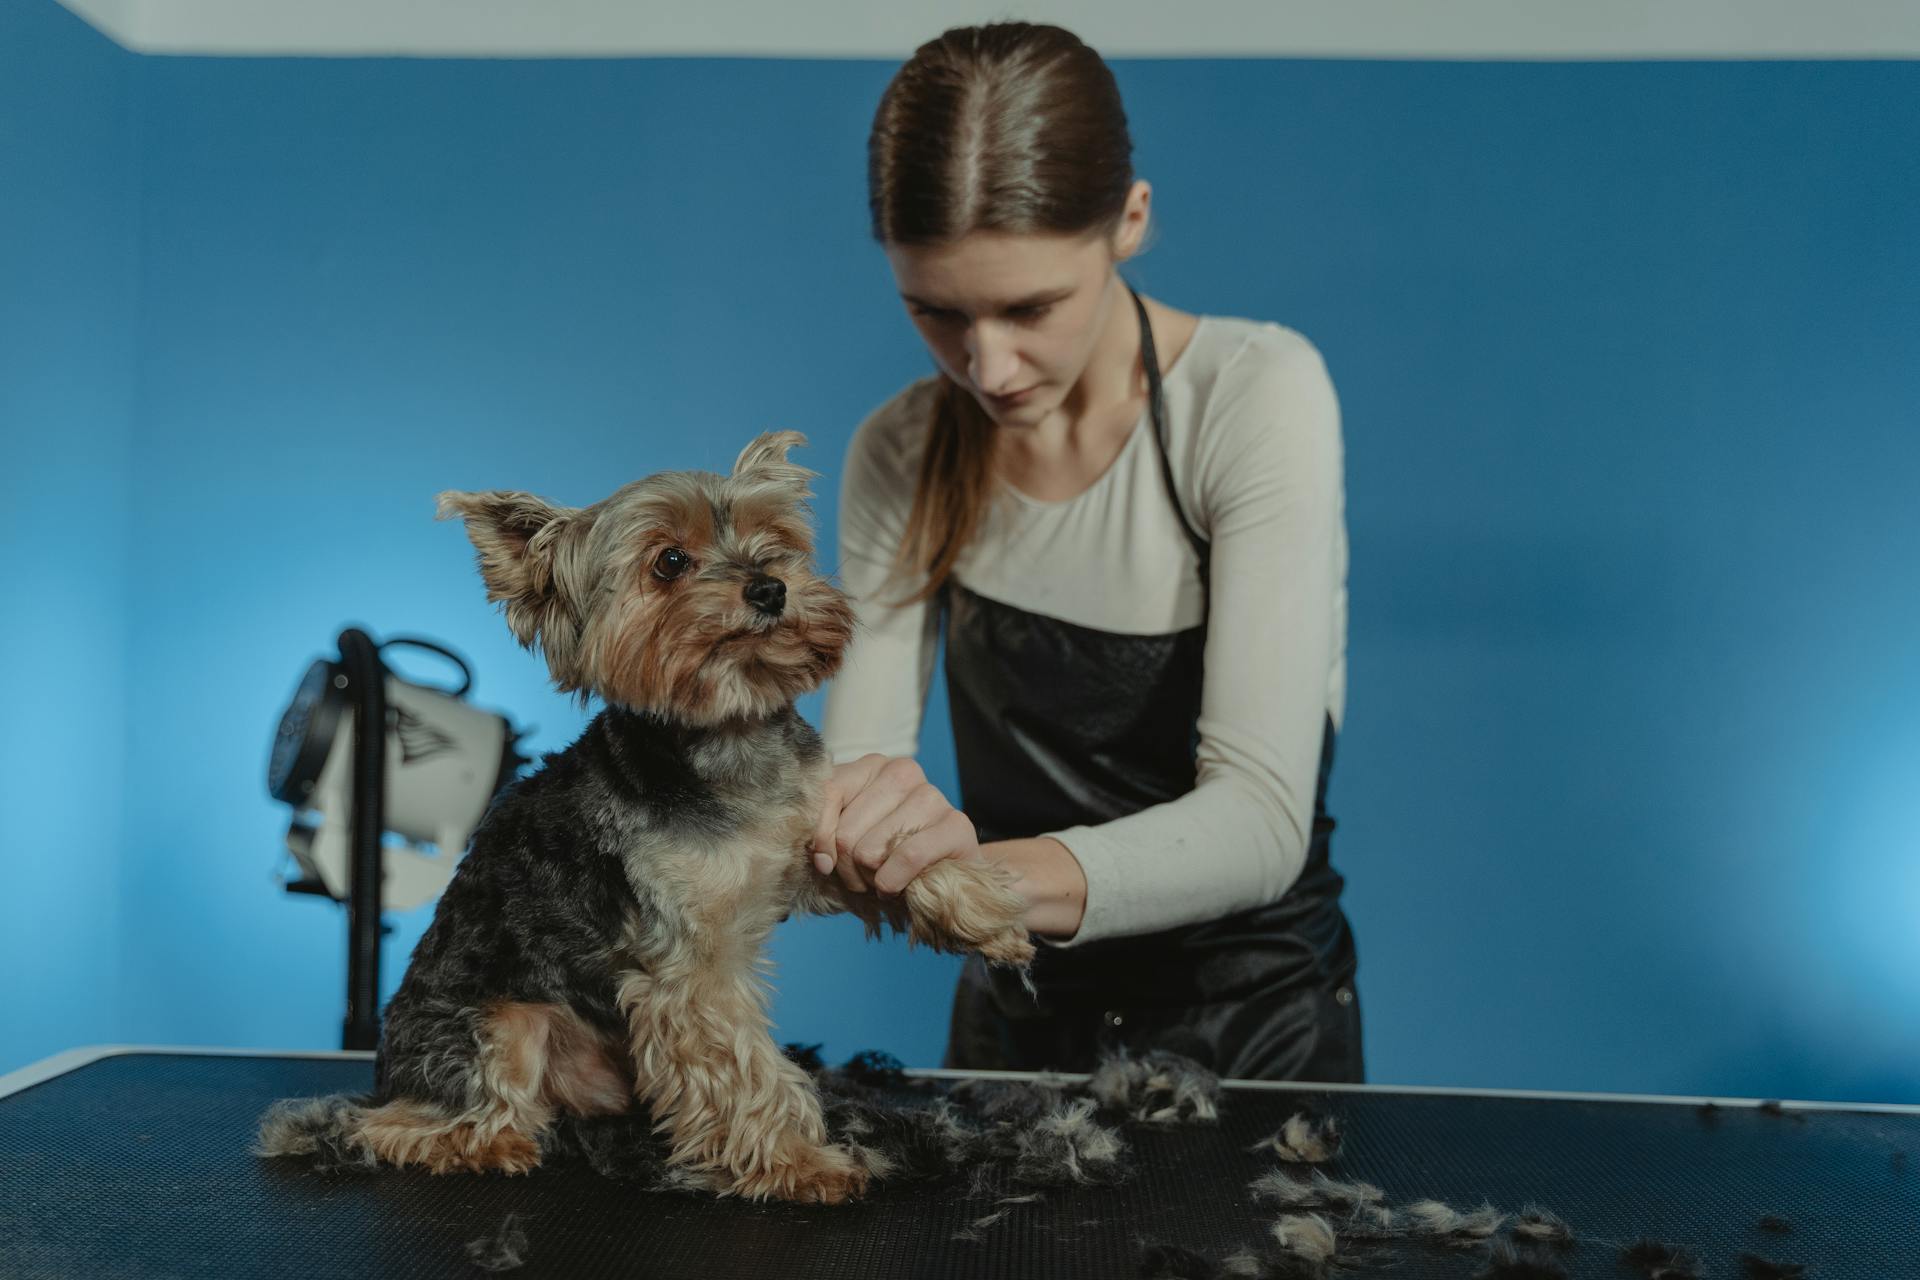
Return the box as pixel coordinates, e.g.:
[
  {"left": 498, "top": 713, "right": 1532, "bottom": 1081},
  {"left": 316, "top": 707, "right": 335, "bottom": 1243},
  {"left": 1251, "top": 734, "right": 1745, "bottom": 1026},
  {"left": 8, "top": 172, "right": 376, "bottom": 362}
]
[{"left": 654, "top": 547, "right": 693, "bottom": 581}]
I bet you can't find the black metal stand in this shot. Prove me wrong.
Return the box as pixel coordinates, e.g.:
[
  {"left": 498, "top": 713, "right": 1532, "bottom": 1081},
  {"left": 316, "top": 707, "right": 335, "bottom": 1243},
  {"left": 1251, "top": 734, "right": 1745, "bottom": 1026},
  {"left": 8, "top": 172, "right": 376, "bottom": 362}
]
[{"left": 335, "top": 627, "right": 388, "bottom": 1052}]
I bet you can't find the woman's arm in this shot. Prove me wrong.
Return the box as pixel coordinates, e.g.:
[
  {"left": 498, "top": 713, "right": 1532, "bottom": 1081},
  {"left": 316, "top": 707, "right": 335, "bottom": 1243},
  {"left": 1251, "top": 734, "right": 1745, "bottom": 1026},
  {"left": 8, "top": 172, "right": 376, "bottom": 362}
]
[
  {"left": 981, "top": 836, "right": 1086, "bottom": 938},
  {"left": 1036, "top": 327, "right": 1346, "bottom": 948}
]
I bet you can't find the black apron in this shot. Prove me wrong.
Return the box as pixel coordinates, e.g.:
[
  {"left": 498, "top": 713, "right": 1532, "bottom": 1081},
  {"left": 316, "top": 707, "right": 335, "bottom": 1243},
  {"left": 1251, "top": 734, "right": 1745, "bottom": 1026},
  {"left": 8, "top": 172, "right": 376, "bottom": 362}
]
[{"left": 939, "top": 286, "right": 1364, "bottom": 1083}]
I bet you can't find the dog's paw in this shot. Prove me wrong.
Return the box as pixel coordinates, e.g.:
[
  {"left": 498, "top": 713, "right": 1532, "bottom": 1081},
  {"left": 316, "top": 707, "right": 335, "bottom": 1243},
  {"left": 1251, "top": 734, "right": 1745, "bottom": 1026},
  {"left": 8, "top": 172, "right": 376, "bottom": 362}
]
[
  {"left": 756, "top": 1142, "right": 869, "bottom": 1205},
  {"left": 976, "top": 923, "right": 1037, "bottom": 968},
  {"left": 907, "top": 858, "right": 1035, "bottom": 966}
]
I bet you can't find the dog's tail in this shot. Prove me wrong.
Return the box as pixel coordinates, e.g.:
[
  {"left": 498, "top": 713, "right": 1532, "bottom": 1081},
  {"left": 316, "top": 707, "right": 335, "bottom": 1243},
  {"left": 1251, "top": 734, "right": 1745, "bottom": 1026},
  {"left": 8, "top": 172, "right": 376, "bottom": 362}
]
[{"left": 254, "top": 1093, "right": 380, "bottom": 1172}]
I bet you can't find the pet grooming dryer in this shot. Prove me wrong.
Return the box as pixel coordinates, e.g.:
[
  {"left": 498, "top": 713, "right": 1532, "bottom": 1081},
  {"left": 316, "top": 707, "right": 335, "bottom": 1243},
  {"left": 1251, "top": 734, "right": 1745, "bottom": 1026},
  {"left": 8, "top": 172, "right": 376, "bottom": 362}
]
[{"left": 267, "top": 627, "right": 527, "bottom": 1049}]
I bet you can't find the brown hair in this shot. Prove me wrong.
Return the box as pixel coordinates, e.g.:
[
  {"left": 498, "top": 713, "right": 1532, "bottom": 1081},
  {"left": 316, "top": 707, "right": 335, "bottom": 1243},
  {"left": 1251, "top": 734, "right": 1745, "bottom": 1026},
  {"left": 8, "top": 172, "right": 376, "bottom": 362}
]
[{"left": 867, "top": 22, "right": 1136, "bottom": 601}]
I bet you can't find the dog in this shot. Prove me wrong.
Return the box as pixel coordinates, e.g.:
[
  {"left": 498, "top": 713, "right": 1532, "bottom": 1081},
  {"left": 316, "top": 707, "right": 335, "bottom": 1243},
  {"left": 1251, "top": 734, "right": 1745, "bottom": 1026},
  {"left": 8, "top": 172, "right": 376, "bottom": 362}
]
[{"left": 256, "top": 430, "right": 1035, "bottom": 1204}]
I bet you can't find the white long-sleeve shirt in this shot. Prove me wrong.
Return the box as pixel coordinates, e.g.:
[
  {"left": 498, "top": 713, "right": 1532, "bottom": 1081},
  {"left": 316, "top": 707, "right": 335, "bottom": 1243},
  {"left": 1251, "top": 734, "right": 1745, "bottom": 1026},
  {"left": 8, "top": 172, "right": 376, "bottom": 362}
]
[{"left": 821, "top": 313, "right": 1349, "bottom": 949}]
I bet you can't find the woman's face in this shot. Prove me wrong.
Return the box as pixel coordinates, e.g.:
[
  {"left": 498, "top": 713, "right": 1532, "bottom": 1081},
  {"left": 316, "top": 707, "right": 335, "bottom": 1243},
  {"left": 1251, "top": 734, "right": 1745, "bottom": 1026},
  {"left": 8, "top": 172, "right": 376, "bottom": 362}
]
[{"left": 884, "top": 190, "right": 1147, "bottom": 428}]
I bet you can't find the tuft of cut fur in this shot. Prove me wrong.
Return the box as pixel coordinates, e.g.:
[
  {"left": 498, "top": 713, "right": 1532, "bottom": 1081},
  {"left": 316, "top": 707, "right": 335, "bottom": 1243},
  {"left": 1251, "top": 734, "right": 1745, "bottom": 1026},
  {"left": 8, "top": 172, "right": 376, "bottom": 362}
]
[
  {"left": 464, "top": 1213, "right": 529, "bottom": 1273},
  {"left": 1249, "top": 1112, "right": 1343, "bottom": 1164},
  {"left": 1249, "top": 1168, "right": 1385, "bottom": 1215},
  {"left": 1737, "top": 1254, "right": 1805, "bottom": 1279},
  {"left": 1086, "top": 1048, "right": 1222, "bottom": 1125},
  {"left": 1511, "top": 1205, "right": 1574, "bottom": 1247},
  {"left": 949, "top": 1076, "right": 1071, "bottom": 1125},
  {"left": 1621, "top": 1237, "right": 1702, "bottom": 1279},
  {"left": 998, "top": 1098, "right": 1128, "bottom": 1186},
  {"left": 1217, "top": 1251, "right": 1268, "bottom": 1279},
  {"left": 1407, "top": 1200, "right": 1507, "bottom": 1248},
  {"left": 252, "top": 1094, "right": 378, "bottom": 1172},
  {"left": 1269, "top": 1213, "right": 1339, "bottom": 1263}
]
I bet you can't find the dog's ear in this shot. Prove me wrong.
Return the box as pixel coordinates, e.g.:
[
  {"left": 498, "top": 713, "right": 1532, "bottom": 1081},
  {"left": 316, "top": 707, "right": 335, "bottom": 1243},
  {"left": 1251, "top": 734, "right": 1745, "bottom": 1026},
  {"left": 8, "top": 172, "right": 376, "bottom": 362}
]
[
  {"left": 730, "top": 430, "right": 815, "bottom": 502},
  {"left": 435, "top": 490, "right": 594, "bottom": 659}
]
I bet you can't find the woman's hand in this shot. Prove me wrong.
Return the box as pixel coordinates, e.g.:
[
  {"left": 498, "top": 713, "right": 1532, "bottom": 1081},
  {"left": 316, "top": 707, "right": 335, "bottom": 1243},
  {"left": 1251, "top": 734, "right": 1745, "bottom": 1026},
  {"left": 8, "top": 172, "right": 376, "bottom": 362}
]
[{"left": 810, "top": 754, "right": 982, "bottom": 896}]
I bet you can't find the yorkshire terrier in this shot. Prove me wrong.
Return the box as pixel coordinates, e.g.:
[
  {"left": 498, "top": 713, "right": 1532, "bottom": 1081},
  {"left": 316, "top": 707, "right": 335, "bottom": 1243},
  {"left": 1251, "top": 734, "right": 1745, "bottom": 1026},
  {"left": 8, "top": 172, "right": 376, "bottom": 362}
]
[{"left": 257, "top": 431, "right": 1034, "bottom": 1204}]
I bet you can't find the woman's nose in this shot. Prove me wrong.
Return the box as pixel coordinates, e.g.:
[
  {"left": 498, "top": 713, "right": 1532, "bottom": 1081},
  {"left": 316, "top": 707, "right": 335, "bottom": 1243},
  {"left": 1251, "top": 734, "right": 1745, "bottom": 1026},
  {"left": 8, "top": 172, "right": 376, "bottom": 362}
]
[{"left": 967, "top": 324, "right": 1020, "bottom": 394}]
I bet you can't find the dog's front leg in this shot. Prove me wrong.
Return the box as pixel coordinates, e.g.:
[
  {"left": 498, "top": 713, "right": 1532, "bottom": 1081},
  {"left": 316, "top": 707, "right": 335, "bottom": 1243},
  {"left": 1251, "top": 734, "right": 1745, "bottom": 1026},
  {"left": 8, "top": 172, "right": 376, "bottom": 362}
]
[
  {"left": 616, "top": 962, "right": 866, "bottom": 1204},
  {"left": 793, "top": 840, "right": 1036, "bottom": 969}
]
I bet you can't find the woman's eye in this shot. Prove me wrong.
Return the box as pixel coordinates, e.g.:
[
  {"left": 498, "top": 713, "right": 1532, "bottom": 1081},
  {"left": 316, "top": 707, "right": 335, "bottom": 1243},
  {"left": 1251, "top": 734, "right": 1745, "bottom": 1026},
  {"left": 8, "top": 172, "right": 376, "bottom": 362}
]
[
  {"left": 654, "top": 547, "right": 693, "bottom": 580},
  {"left": 1011, "top": 305, "right": 1051, "bottom": 323}
]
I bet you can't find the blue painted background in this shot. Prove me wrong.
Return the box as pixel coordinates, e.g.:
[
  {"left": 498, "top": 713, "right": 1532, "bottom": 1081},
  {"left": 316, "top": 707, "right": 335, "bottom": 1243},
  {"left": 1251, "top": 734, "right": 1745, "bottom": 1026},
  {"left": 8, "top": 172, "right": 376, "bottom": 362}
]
[
  {"left": 4, "top": 1, "right": 1916, "bottom": 1103},
  {"left": 0, "top": 0, "right": 136, "bottom": 1070}
]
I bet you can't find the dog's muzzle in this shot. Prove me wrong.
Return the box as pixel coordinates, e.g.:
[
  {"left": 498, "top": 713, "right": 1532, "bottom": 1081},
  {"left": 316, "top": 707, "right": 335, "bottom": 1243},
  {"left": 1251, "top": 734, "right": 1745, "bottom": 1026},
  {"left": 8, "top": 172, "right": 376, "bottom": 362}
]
[{"left": 744, "top": 574, "right": 786, "bottom": 618}]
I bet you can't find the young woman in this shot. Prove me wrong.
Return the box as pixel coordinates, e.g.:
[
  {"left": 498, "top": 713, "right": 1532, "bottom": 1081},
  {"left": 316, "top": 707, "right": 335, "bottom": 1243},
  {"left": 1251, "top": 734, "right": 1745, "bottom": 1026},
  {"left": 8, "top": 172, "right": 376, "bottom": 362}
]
[{"left": 810, "top": 20, "right": 1361, "bottom": 1082}]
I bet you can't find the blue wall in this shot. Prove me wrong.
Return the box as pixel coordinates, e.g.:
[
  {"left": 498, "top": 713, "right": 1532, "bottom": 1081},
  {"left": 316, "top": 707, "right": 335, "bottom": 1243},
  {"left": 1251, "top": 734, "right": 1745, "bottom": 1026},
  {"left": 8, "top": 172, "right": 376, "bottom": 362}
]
[
  {"left": 0, "top": 0, "right": 137, "bottom": 1071},
  {"left": 4, "top": 7, "right": 1917, "bottom": 1103}
]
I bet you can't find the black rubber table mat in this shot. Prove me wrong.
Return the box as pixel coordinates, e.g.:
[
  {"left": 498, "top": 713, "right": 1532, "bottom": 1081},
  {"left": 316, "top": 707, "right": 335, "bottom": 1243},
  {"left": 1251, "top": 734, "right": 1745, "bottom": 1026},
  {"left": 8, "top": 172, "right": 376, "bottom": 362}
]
[{"left": 2, "top": 1052, "right": 1914, "bottom": 1278}]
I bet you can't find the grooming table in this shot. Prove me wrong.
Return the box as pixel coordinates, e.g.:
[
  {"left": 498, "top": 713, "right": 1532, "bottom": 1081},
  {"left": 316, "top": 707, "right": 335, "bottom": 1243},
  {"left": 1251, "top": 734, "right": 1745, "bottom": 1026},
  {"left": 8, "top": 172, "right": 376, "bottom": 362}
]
[{"left": 2, "top": 1048, "right": 1914, "bottom": 1278}]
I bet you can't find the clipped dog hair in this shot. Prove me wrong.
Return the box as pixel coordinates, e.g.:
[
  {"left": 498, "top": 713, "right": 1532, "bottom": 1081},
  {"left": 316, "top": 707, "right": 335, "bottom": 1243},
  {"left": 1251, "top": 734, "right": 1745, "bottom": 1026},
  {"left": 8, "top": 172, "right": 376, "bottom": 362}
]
[
  {"left": 1084, "top": 1047, "right": 1221, "bottom": 1124},
  {"left": 464, "top": 1213, "right": 529, "bottom": 1273},
  {"left": 1407, "top": 1199, "right": 1507, "bottom": 1248},
  {"left": 1269, "top": 1212, "right": 1339, "bottom": 1264},
  {"left": 948, "top": 1075, "right": 1073, "bottom": 1126},
  {"left": 1511, "top": 1205, "right": 1574, "bottom": 1247},
  {"left": 1249, "top": 1168, "right": 1385, "bottom": 1215},
  {"left": 1620, "top": 1237, "right": 1702, "bottom": 1279},
  {"left": 1250, "top": 1168, "right": 1322, "bottom": 1208},
  {"left": 253, "top": 1095, "right": 379, "bottom": 1173},
  {"left": 1001, "top": 1098, "right": 1128, "bottom": 1186},
  {"left": 1737, "top": 1254, "right": 1806, "bottom": 1279},
  {"left": 1217, "top": 1251, "right": 1268, "bottom": 1279},
  {"left": 951, "top": 1209, "right": 1008, "bottom": 1243},
  {"left": 1249, "top": 1112, "right": 1343, "bottom": 1164}
]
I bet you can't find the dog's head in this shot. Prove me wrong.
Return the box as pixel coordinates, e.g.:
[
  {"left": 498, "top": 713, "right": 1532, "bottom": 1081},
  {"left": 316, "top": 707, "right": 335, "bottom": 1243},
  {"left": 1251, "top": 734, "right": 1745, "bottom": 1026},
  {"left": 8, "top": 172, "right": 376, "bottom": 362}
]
[{"left": 436, "top": 431, "right": 855, "bottom": 724}]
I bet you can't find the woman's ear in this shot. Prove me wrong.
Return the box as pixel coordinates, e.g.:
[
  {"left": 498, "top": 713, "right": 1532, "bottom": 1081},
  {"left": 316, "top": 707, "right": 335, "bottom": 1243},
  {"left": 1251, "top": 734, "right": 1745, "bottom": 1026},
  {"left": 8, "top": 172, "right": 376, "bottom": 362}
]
[{"left": 1112, "top": 179, "right": 1153, "bottom": 262}]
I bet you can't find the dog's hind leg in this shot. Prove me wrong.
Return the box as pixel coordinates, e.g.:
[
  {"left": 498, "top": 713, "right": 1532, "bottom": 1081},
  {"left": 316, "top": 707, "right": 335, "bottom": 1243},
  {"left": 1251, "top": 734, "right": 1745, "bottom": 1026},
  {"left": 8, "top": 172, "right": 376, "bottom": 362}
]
[{"left": 355, "top": 1000, "right": 601, "bottom": 1175}]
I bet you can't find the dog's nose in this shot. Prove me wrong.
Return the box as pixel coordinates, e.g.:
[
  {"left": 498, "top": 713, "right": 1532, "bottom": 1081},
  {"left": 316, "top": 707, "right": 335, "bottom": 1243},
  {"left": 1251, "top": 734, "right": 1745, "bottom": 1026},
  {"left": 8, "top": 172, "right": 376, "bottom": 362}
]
[{"left": 744, "top": 574, "right": 787, "bottom": 617}]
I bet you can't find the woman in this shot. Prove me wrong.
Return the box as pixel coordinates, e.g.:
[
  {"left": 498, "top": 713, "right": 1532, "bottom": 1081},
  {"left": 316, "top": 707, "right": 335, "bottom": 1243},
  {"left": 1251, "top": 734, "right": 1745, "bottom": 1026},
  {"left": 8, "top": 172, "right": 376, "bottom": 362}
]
[{"left": 810, "top": 20, "right": 1361, "bottom": 1083}]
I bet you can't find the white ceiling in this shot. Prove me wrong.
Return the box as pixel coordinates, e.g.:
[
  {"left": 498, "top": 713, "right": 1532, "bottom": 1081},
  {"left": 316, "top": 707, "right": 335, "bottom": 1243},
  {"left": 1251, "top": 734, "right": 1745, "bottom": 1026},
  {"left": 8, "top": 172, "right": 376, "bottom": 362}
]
[{"left": 55, "top": 0, "right": 1920, "bottom": 58}]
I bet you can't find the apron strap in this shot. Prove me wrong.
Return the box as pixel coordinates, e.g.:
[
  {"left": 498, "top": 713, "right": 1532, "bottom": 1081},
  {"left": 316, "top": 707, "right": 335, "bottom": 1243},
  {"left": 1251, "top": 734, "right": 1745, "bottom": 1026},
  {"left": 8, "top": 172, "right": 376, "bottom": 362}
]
[{"left": 1127, "top": 284, "right": 1211, "bottom": 577}]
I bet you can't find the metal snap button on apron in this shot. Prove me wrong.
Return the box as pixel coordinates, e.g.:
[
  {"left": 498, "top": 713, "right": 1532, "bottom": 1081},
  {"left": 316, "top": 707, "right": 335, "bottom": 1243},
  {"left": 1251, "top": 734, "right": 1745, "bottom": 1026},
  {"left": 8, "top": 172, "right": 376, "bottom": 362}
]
[
  {"left": 1102, "top": 1010, "right": 1125, "bottom": 1028},
  {"left": 1335, "top": 986, "right": 1354, "bottom": 1006}
]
